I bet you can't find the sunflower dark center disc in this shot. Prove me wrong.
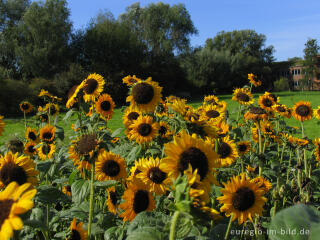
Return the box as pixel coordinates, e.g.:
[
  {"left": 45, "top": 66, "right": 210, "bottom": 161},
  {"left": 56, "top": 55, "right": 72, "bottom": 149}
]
[
  {"left": 317, "top": 109, "right": 320, "bottom": 115},
  {"left": 206, "top": 99, "right": 217, "bottom": 105},
  {"left": 262, "top": 98, "right": 273, "bottom": 107},
  {"left": 0, "top": 199, "right": 14, "bottom": 228},
  {"left": 102, "top": 160, "right": 120, "bottom": 177},
  {"left": 206, "top": 110, "right": 220, "bottom": 118},
  {"left": 132, "top": 83, "right": 154, "bottom": 104},
  {"left": 28, "top": 145, "right": 35, "bottom": 153},
  {"left": 249, "top": 106, "right": 266, "bottom": 115},
  {"left": 269, "top": 94, "right": 277, "bottom": 102},
  {"left": 232, "top": 187, "right": 255, "bottom": 211},
  {"left": 236, "top": 93, "right": 250, "bottom": 102},
  {"left": 218, "top": 142, "right": 232, "bottom": 159},
  {"left": 76, "top": 134, "right": 97, "bottom": 155},
  {"left": 133, "top": 190, "right": 149, "bottom": 214},
  {"left": 101, "top": 101, "right": 111, "bottom": 111},
  {"left": 43, "top": 132, "right": 53, "bottom": 140},
  {"left": 137, "top": 123, "right": 152, "bottom": 136},
  {"left": 42, "top": 145, "right": 51, "bottom": 155},
  {"left": 28, "top": 132, "right": 37, "bottom": 141},
  {"left": 84, "top": 79, "right": 98, "bottom": 94},
  {"left": 238, "top": 144, "right": 247, "bottom": 152},
  {"left": 0, "top": 162, "right": 28, "bottom": 186},
  {"left": 69, "top": 229, "right": 81, "bottom": 240},
  {"left": 40, "top": 114, "right": 48, "bottom": 122},
  {"left": 276, "top": 106, "right": 285, "bottom": 112},
  {"left": 128, "top": 112, "right": 139, "bottom": 121},
  {"left": 179, "top": 147, "right": 209, "bottom": 181},
  {"left": 21, "top": 103, "right": 29, "bottom": 110},
  {"left": 159, "top": 126, "right": 167, "bottom": 136},
  {"left": 66, "top": 185, "right": 71, "bottom": 192},
  {"left": 109, "top": 191, "right": 117, "bottom": 205},
  {"left": 148, "top": 167, "right": 167, "bottom": 184},
  {"left": 296, "top": 105, "right": 310, "bottom": 116}
]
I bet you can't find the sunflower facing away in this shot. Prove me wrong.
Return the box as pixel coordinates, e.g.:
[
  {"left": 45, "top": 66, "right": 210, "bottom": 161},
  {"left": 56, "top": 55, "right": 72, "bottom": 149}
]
[
  {"left": 95, "top": 150, "right": 127, "bottom": 181},
  {"left": 39, "top": 125, "right": 56, "bottom": 143},
  {"left": 0, "top": 152, "right": 39, "bottom": 189},
  {"left": 25, "top": 127, "right": 38, "bottom": 142},
  {"left": 126, "top": 77, "right": 162, "bottom": 113},
  {"left": 292, "top": 101, "right": 313, "bottom": 122},
  {"left": 217, "top": 173, "right": 267, "bottom": 224},
  {"left": 106, "top": 187, "right": 118, "bottom": 215},
  {"left": 313, "top": 106, "right": 320, "bottom": 120},
  {"left": 161, "top": 131, "right": 219, "bottom": 190},
  {"left": 122, "top": 75, "right": 141, "bottom": 86},
  {"left": 38, "top": 143, "right": 56, "bottom": 160},
  {"left": 0, "top": 116, "right": 5, "bottom": 136},
  {"left": 128, "top": 115, "right": 159, "bottom": 144},
  {"left": 67, "top": 218, "right": 88, "bottom": 240},
  {"left": 95, "top": 93, "right": 115, "bottom": 120},
  {"left": 136, "top": 157, "right": 170, "bottom": 195},
  {"left": 248, "top": 73, "right": 261, "bottom": 87},
  {"left": 0, "top": 182, "right": 37, "bottom": 240},
  {"left": 82, "top": 73, "right": 105, "bottom": 102},
  {"left": 66, "top": 83, "right": 84, "bottom": 109},
  {"left": 232, "top": 88, "right": 254, "bottom": 105},
  {"left": 237, "top": 141, "right": 251, "bottom": 155},
  {"left": 119, "top": 180, "right": 155, "bottom": 222},
  {"left": 19, "top": 101, "right": 33, "bottom": 113}
]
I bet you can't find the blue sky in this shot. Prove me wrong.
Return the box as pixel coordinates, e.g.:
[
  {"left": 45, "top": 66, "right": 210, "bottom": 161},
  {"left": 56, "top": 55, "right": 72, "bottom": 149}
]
[{"left": 66, "top": 0, "right": 320, "bottom": 61}]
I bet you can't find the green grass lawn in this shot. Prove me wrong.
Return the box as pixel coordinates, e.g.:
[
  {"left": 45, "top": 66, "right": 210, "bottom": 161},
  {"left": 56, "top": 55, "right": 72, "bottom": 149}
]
[{"left": 1, "top": 91, "right": 319, "bottom": 145}]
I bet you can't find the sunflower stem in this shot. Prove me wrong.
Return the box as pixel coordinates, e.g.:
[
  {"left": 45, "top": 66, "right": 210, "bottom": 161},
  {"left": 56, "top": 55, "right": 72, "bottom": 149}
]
[
  {"left": 224, "top": 214, "right": 233, "bottom": 240},
  {"left": 300, "top": 122, "right": 308, "bottom": 177},
  {"left": 286, "top": 151, "right": 292, "bottom": 184},
  {"left": 23, "top": 111, "right": 27, "bottom": 130},
  {"left": 236, "top": 104, "right": 241, "bottom": 122},
  {"left": 169, "top": 211, "right": 181, "bottom": 240},
  {"left": 88, "top": 162, "right": 95, "bottom": 237},
  {"left": 257, "top": 122, "right": 262, "bottom": 176}
]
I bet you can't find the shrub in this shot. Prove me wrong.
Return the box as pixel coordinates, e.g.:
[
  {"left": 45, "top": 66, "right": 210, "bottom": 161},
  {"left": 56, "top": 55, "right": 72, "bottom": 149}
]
[{"left": 274, "top": 77, "right": 289, "bottom": 91}]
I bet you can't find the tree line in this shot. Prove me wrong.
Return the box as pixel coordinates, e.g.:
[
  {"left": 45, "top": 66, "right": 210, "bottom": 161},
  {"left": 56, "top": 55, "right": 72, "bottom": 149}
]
[{"left": 0, "top": 0, "right": 276, "bottom": 115}]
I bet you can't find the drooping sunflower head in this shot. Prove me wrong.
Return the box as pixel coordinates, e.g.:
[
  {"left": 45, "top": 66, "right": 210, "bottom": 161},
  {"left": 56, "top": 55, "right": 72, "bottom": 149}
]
[
  {"left": 119, "top": 180, "right": 155, "bottom": 222},
  {"left": 314, "top": 138, "right": 320, "bottom": 163},
  {"left": 74, "top": 133, "right": 99, "bottom": 157},
  {"left": 24, "top": 142, "right": 37, "bottom": 156},
  {"left": 0, "top": 181, "right": 37, "bottom": 240},
  {"left": 292, "top": 101, "right": 313, "bottom": 122},
  {"left": 68, "top": 141, "right": 92, "bottom": 172},
  {"left": 216, "top": 120, "right": 229, "bottom": 137},
  {"left": 162, "top": 131, "right": 219, "bottom": 189},
  {"left": 126, "top": 78, "right": 162, "bottom": 113},
  {"left": 217, "top": 173, "right": 267, "bottom": 224},
  {"left": 39, "top": 125, "right": 56, "bottom": 143},
  {"left": 106, "top": 187, "right": 118, "bottom": 215},
  {"left": 0, "top": 116, "right": 5, "bottom": 136},
  {"left": 19, "top": 101, "right": 33, "bottom": 113},
  {"left": 244, "top": 106, "right": 268, "bottom": 121},
  {"left": 127, "top": 115, "right": 159, "bottom": 144},
  {"left": 67, "top": 218, "right": 88, "bottom": 240},
  {"left": 168, "top": 98, "right": 188, "bottom": 116},
  {"left": 122, "top": 75, "right": 141, "bottom": 86},
  {"left": 66, "top": 83, "right": 85, "bottom": 109},
  {"left": 7, "top": 138, "right": 24, "bottom": 153},
  {"left": 314, "top": 106, "right": 320, "bottom": 120},
  {"left": 251, "top": 176, "right": 272, "bottom": 194},
  {"left": 38, "top": 143, "right": 56, "bottom": 160},
  {"left": 123, "top": 106, "right": 141, "bottom": 127},
  {"left": 258, "top": 95, "right": 275, "bottom": 112},
  {"left": 95, "top": 93, "right": 115, "bottom": 120},
  {"left": 136, "top": 157, "right": 170, "bottom": 195},
  {"left": 95, "top": 150, "right": 127, "bottom": 181},
  {"left": 248, "top": 73, "right": 261, "bottom": 87},
  {"left": 82, "top": 73, "right": 105, "bottom": 102},
  {"left": 237, "top": 141, "right": 251, "bottom": 155},
  {"left": 25, "top": 127, "right": 38, "bottom": 142},
  {"left": 0, "top": 152, "right": 39, "bottom": 188},
  {"left": 232, "top": 88, "right": 254, "bottom": 105}
]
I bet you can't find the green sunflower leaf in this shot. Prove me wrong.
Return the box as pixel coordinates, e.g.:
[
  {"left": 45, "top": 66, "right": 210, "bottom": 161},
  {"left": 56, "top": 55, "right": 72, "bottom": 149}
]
[{"left": 71, "top": 179, "right": 90, "bottom": 204}]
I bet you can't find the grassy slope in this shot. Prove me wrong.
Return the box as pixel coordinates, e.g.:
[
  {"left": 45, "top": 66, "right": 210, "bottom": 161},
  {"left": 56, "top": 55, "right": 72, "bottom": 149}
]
[{"left": 1, "top": 91, "right": 319, "bottom": 145}]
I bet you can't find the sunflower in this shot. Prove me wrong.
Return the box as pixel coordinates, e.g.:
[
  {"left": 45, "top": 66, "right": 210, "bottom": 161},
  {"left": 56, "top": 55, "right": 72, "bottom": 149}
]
[
  {"left": 158, "top": 121, "right": 173, "bottom": 139},
  {"left": 24, "top": 142, "right": 37, "bottom": 156},
  {"left": 126, "top": 77, "right": 162, "bottom": 113},
  {"left": 292, "top": 101, "right": 313, "bottom": 122},
  {"left": 0, "top": 182, "right": 37, "bottom": 240},
  {"left": 95, "top": 150, "right": 127, "bottom": 181},
  {"left": 168, "top": 98, "right": 188, "bottom": 115},
  {"left": 68, "top": 143, "right": 92, "bottom": 171},
  {"left": 155, "top": 100, "right": 168, "bottom": 117},
  {"left": 258, "top": 95, "right": 275, "bottom": 112},
  {"left": 67, "top": 218, "right": 87, "bottom": 240},
  {"left": 232, "top": 88, "right": 254, "bottom": 105},
  {"left": 25, "top": 127, "right": 38, "bottom": 142},
  {"left": 106, "top": 187, "right": 118, "bottom": 215},
  {"left": 217, "top": 173, "right": 267, "bottom": 224},
  {"left": 248, "top": 73, "right": 261, "bottom": 87},
  {"left": 39, "top": 125, "right": 56, "bottom": 143},
  {"left": 62, "top": 185, "right": 72, "bottom": 197},
  {"left": 44, "top": 103, "right": 60, "bottom": 117},
  {"left": 313, "top": 106, "right": 320, "bottom": 120},
  {"left": 19, "top": 101, "right": 33, "bottom": 113},
  {"left": 128, "top": 116, "right": 159, "bottom": 144},
  {"left": 119, "top": 180, "right": 155, "bottom": 222},
  {"left": 95, "top": 94, "right": 115, "bottom": 120},
  {"left": 237, "top": 141, "right": 251, "bottom": 155},
  {"left": 122, "top": 75, "right": 141, "bottom": 86},
  {"left": 38, "top": 143, "right": 56, "bottom": 160},
  {"left": 39, "top": 89, "right": 62, "bottom": 102},
  {"left": 272, "top": 104, "right": 291, "bottom": 118},
  {"left": 216, "top": 120, "right": 229, "bottom": 137},
  {"left": 122, "top": 106, "right": 141, "bottom": 127},
  {"left": 0, "top": 116, "right": 5, "bottom": 136},
  {"left": 66, "top": 84, "right": 83, "bottom": 109},
  {"left": 199, "top": 105, "right": 225, "bottom": 124},
  {"left": 246, "top": 165, "right": 257, "bottom": 173},
  {"left": 264, "top": 92, "right": 279, "bottom": 103},
  {"left": 136, "top": 157, "right": 171, "bottom": 195},
  {"left": 161, "top": 131, "right": 219, "bottom": 190},
  {"left": 314, "top": 138, "right": 320, "bottom": 162},
  {"left": 0, "top": 152, "right": 39, "bottom": 188},
  {"left": 7, "top": 139, "right": 24, "bottom": 154},
  {"left": 252, "top": 176, "right": 272, "bottom": 194},
  {"left": 244, "top": 106, "right": 268, "bottom": 121},
  {"left": 82, "top": 73, "right": 105, "bottom": 102},
  {"left": 212, "top": 136, "right": 239, "bottom": 167},
  {"left": 203, "top": 95, "right": 220, "bottom": 106}
]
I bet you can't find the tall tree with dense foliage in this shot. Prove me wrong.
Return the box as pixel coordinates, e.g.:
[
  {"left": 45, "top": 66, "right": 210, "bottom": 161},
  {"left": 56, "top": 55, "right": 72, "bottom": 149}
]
[{"left": 302, "top": 38, "right": 319, "bottom": 90}]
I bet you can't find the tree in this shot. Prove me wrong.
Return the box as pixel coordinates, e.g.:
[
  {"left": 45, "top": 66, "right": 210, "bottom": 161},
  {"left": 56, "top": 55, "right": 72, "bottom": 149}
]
[{"left": 302, "top": 38, "right": 319, "bottom": 90}]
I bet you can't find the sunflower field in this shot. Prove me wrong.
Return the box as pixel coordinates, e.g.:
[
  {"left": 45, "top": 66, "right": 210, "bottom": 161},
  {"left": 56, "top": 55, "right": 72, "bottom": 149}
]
[{"left": 0, "top": 73, "right": 320, "bottom": 240}]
